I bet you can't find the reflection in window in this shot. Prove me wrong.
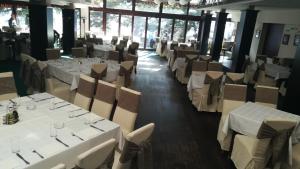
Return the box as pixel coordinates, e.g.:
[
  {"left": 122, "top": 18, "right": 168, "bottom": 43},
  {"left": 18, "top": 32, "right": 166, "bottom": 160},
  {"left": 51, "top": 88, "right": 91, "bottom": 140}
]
[
  {"left": 133, "top": 16, "right": 146, "bottom": 48},
  {"left": 162, "top": 3, "right": 187, "bottom": 15},
  {"left": 189, "top": 6, "right": 202, "bottom": 16},
  {"left": 107, "top": 0, "right": 132, "bottom": 10},
  {"left": 224, "top": 21, "right": 237, "bottom": 42},
  {"left": 75, "top": 9, "right": 81, "bottom": 38},
  {"left": 53, "top": 7, "right": 63, "bottom": 36},
  {"left": 173, "top": 19, "right": 185, "bottom": 42},
  {"left": 135, "top": 1, "right": 159, "bottom": 12},
  {"left": 89, "top": 10, "right": 103, "bottom": 36},
  {"left": 121, "top": 15, "right": 132, "bottom": 36},
  {"left": 106, "top": 13, "right": 119, "bottom": 37},
  {"left": 186, "top": 20, "right": 199, "bottom": 42},
  {"left": 146, "top": 17, "right": 158, "bottom": 49},
  {"left": 160, "top": 18, "right": 173, "bottom": 40}
]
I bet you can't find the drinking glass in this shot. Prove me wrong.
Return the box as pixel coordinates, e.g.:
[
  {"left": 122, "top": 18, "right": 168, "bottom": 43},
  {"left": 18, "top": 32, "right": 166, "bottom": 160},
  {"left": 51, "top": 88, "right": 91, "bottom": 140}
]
[
  {"left": 50, "top": 124, "right": 57, "bottom": 137},
  {"left": 10, "top": 136, "right": 20, "bottom": 153}
]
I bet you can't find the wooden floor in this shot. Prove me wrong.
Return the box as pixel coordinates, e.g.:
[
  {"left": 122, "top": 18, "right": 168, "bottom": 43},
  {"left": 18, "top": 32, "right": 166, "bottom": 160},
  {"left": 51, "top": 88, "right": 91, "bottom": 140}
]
[{"left": 131, "top": 51, "right": 235, "bottom": 169}]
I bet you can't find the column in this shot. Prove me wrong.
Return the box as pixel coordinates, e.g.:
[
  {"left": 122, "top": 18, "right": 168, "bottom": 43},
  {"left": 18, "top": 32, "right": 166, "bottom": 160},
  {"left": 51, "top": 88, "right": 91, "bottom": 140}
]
[
  {"left": 29, "top": 4, "right": 53, "bottom": 61},
  {"left": 199, "top": 12, "right": 212, "bottom": 55},
  {"left": 231, "top": 9, "right": 258, "bottom": 72},
  {"left": 62, "top": 8, "right": 75, "bottom": 54},
  {"left": 210, "top": 10, "right": 228, "bottom": 61}
]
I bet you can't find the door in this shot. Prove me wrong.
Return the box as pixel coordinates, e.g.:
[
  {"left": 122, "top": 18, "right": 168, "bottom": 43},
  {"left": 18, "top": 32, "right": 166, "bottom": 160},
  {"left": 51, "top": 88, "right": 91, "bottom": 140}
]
[{"left": 262, "top": 23, "right": 284, "bottom": 57}]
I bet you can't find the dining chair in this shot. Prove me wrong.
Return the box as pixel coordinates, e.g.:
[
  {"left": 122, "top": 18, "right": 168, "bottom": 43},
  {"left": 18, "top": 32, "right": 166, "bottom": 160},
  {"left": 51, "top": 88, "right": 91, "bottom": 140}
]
[
  {"left": 45, "top": 77, "right": 72, "bottom": 102},
  {"left": 90, "top": 63, "right": 107, "bottom": 81},
  {"left": 194, "top": 71, "right": 224, "bottom": 112},
  {"left": 114, "top": 61, "right": 134, "bottom": 95},
  {"left": 72, "top": 47, "right": 86, "bottom": 58},
  {"left": 111, "top": 36, "right": 118, "bottom": 45},
  {"left": 112, "top": 123, "right": 155, "bottom": 169},
  {"left": 225, "top": 73, "right": 245, "bottom": 84},
  {"left": 50, "top": 164, "right": 66, "bottom": 169},
  {"left": 76, "top": 139, "right": 116, "bottom": 169},
  {"left": 192, "top": 60, "right": 208, "bottom": 72},
  {"left": 0, "top": 72, "right": 18, "bottom": 101},
  {"left": 108, "top": 50, "right": 119, "bottom": 61},
  {"left": 255, "top": 63, "right": 277, "bottom": 87},
  {"left": 176, "top": 53, "right": 198, "bottom": 84},
  {"left": 255, "top": 85, "right": 278, "bottom": 108},
  {"left": 217, "top": 84, "right": 247, "bottom": 151},
  {"left": 113, "top": 87, "right": 141, "bottom": 136},
  {"left": 20, "top": 53, "right": 36, "bottom": 86},
  {"left": 231, "top": 117, "right": 297, "bottom": 169},
  {"left": 124, "top": 54, "right": 138, "bottom": 73},
  {"left": 74, "top": 74, "right": 96, "bottom": 110},
  {"left": 31, "top": 61, "right": 48, "bottom": 92},
  {"left": 292, "top": 143, "right": 300, "bottom": 169},
  {"left": 91, "top": 80, "right": 116, "bottom": 119},
  {"left": 207, "top": 62, "right": 223, "bottom": 71},
  {"left": 46, "top": 48, "right": 60, "bottom": 60},
  {"left": 188, "top": 61, "right": 208, "bottom": 100},
  {"left": 128, "top": 42, "right": 139, "bottom": 55}
]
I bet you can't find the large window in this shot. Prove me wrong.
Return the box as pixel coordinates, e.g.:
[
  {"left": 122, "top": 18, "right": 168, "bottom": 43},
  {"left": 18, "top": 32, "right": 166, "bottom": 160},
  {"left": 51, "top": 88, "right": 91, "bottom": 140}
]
[
  {"left": 16, "top": 7, "right": 29, "bottom": 33},
  {"left": 53, "top": 7, "right": 63, "bottom": 36},
  {"left": 106, "top": 13, "right": 119, "bottom": 37},
  {"left": 163, "top": 3, "right": 187, "bottom": 15},
  {"left": 173, "top": 19, "right": 185, "bottom": 42},
  {"left": 75, "top": 9, "right": 81, "bottom": 38},
  {"left": 223, "top": 21, "right": 237, "bottom": 42},
  {"left": 135, "top": 1, "right": 159, "bottom": 12},
  {"left": 146, "top": 17, "right": 159, "bottom": 49},
  {"left": 208, "top": 21, "right": 216, "bottom": 53},
  {"left": 107, "top": 0, "right": 132, "bottom": 10},
  {"left": 0, "top": 6, "right": 29, "bottom": 33},
  {"left": 89, "top": 10, "right": 103, "bottom": 37},
  {"left": 160, "top": 18, "right": 173, "bottom": 41},
  {"left": 0, "top": 7, "right": 12, "bottom": 28},
  {"left": 133, "top": 16, "right": 146, "bottom": 48},
  {"left": 93, "top": 0, "right": 103, "bottom": 7},
  {"left": 120, "top": 15, "right": 132, "bottom": 36},
  {"left": 186, "top": 20, "right": 199, "bottom": 42}
]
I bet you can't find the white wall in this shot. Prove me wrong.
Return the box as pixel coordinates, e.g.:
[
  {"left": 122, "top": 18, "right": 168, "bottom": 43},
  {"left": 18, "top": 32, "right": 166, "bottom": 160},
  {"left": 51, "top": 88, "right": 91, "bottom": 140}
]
[{"left": 249, "top": 9, "right": 300, "bottom": 61}]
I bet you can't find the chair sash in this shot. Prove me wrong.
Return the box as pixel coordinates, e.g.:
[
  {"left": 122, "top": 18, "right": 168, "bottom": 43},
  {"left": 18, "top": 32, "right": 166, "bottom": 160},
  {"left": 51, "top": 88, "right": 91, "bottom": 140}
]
[
  {"left": 160, "top": 40, "right": 167, "bottom": 54},
  {"left": 118, "top": 89, "right": 140, "bottom": 113},
  {"left": 225, "top": 74, "right": 244, "bottom": 84},
  {"left": 108, "top": 50, "right": 119, "bottom": 61},
  {"left": 91, "top": 66, "right": 107, "bottom": 81},
  {"left": 77, "top": 78, "right": 95, "bottom": 98},
  {"left": 184, "top": 56, "right": 198, "bottom": 77},
  {"left": 23, "top": 60, "right": 33, "bottom": 87},
  {"left": 204, "top": 74, "right": 223, "bottom": 105},
  {"left": 95, "top": 82, "right": 116, "bottom": 105},
  {"left": 253, "top": 63, "right": 265, "bottom": 82},
  {"left": 31, "top": 62, "right": 48, "bottom": 92},
  {"left": 192, "top": 61, "right": 207, "bottom": 72},
  {"left": 208, "top": 63, "right": 223, "bottom": 71},
  {"left": 119, "top": 138, "right": 153, "bottom": 169},
  {"left": 257, "top": 122, "right": 295, "bottom": 166},
  {"left": 75, "top": 150, "right": 115, "bottom": 169},
  {"left": 119, "top": 65, "right": 133, "bottom": 87},
  {"left": 0, "top": 76, "right": 17, "bottom": 95},
  {"left": 116, "top": 45, "right": 125, "bottom": 63}
]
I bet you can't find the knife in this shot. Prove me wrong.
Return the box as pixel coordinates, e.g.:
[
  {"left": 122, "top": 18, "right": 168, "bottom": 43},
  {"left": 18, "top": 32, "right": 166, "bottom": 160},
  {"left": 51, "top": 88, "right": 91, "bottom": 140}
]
[
  {"left": 90, "top": 125, "right": 105, "bottom": 132},
  {"left": 16, "top": 153, "right": 30, "bottom": 165},
  {"left": 55, "top": 138, "right": 69, "bottom": 147}
]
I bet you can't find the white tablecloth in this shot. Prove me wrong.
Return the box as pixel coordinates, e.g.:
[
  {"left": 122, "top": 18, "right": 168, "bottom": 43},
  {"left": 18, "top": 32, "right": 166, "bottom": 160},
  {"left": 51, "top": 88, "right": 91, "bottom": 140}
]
[
  {"left": 93, "top": 44, "right": 115, "bottom": 59},
  {"left": 187, "top": 71, "right": 206, "bottom": 92},
  {"left": 0, "top": 93, "right": 120, "bottom": 169},
  {"left": 45, "top": 58, "right": 120, "bottom": 90},
  {"left": 223, "top": 102, "right": 300, "bottom": 144},
  {"left": 265, "top": 64, "right": 290, "bottom": 80},
  {"left": 172, "top": 58, "right": 186, "bottom": 72}
]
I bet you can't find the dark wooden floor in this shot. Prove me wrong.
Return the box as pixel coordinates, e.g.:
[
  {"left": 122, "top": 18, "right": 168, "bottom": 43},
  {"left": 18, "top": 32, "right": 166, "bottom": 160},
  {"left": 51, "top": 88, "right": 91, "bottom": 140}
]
[{"left": 132, "top": 51, "right": 235, "bottom": 169}]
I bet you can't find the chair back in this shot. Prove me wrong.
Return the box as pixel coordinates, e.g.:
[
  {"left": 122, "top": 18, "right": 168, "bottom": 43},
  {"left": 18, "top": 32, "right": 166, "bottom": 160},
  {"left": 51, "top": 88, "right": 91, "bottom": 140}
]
[
  {"left": 72, "top": 47, "right": 86, "bottom": 58},
  {"left": 192, "top": 61, "right": 207, "bottom": 72},
  {"left": 20, "top": 53, "right": 36, "bottom": 64},
  {"left": 46, "top": 48, "right": 60, "bottom": 60},
  {"left": 116, "top": 123, "right": 155, "bottom": 169},
  {"left": 74, "top": 74, "right": 96, "bottom": 110},
  {"left": 31, "top": 61, "right": 48, "bottom": 92},
  {"left": 170, "top": 42, "right": 178, "bottom": 50},
  {"left": 223, "top": 84, "right": 247, "bottom": 115},
  {"left": 208, "top": 62, "right": 223, "bottom": 71},
  {"left": 108, "top": 50, "right": 119, "bottom": 61},
  {"left": 255, "top": 85, "right": 278, "bottom": 108},
  {"left": 225, "top": 73, "right": 244, "bottom": 84},
  {"left": 50, "top": 164, "right": 66, "bottom": 169},
  {"left": 92, "top": 80, "right": 116, "bottom": 119},
  {"left": 0, "top": 72, "right": 17, "bottom": 101},
  {"left": 76, "top": 139, "right": 116, "bottom": 169},
  {"left": 125, "top": 54, "right": 138, "bottom": 66},
  {"left": 111, "top": 36, "right": 118, "bottom": 45},
  {"left": 204, "top": 71, "right": 224, "bottom": 105},
  {"left": 119, "top": 61, "right": 134, "bottom": 87},
  {"left": 113, "top": 87, "right": 141, "bottom": 133},
  {"left": 91, "top": 63, "right": 107, "bottom": 81},
  {"left": 128, "top": 42, "right": 139, "bottom": 55}
]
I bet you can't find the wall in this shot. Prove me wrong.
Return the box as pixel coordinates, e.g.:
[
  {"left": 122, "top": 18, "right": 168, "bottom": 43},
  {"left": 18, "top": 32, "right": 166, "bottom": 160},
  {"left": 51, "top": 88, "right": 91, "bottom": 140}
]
[
  {"left": 74, "top": 3, "right": 89, "bottom": 38},
  {"left": 249, "top": 9, "right": 300, "bottom": 61}
]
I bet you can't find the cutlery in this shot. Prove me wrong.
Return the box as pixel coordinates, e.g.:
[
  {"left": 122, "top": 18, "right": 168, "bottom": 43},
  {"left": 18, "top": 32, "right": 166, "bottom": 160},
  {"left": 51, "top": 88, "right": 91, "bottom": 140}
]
[
  {"left": 55, "top": 138, "right": 69, "bottom": 147},
  {"left": 54, "top": 101, "right": 65, "bottom": 105},
  {"left": 90, "top": 125, "right": 105, "bottom": 132},
  {"left": 74, "top": 112, "right": 89, "bottom": 117},
  {"left": 51, "top": 104, "right": 71, "bottom": 110},
  {"left": 35, "top": 97, "right": 55, "bottom": 102},
  {"left": 93, "top": 118, "right": 105, "bottom": 124},
  {"left": 72, "top": 133, "right": 84, "bottom": 141},
  {"left": 69, "top": 108, "right": 82, "bottom": 112},
  {"left": 32, "top": 150, "right": 44, "bottom": 159},
  {"left": 16, "top": 153, "right": 30, "bottom": 165}
]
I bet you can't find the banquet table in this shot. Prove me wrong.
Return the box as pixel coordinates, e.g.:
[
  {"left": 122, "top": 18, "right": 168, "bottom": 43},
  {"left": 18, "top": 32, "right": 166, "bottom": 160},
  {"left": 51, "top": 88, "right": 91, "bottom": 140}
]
[
  {"left": 223, "top": 102, "right": 300, "bottom": 144},
  {"left": 265, "top": 63, "right": 291, "bottom": 80},
  {"left": 0, "top": 93, "right": 120, "bottom": 169},
  {"left": 93, "top": 44, "right": 115, "bottom": 59},
  {"left": 45, "top": 58, "right": 120, "bottom": 90}
]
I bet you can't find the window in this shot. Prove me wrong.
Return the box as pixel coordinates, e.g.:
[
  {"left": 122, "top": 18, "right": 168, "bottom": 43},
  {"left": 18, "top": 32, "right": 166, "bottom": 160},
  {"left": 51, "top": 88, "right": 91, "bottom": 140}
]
[
  {"left": 223, "top": 21, "right": 237, "bottom": 42},
  {"left": 189, "top": 6, "right": 202, "bottom": 16},
  {"left": 89, "top": 10, "right": 103, "bottom": 37},
  {"left": 120, "top": 15, "right": 132, "bottom": 36},
  {"left": 93, "top": 0, "right": 103, "bottom": 7},
  {"left": 75, "top": 9, "right": 81, "bottom": 38},
  {"left": 160, "top": 18, "right": 173, "bottom": 40},
  {"left": 0, "top": 7, "right": 12, "bottom": 28},
  {"left": 186, "top": 20, "right": 199, "bottom": 42},
  {"left": 162, "top": 3, "right": 187, "bottom": 15},
  {"left": 107, "top": 0, "right": 132, "bottom": 10},
  {"left": 173, "top": 19, "right": 185, "bottom": 42},
  {"left": 53, "top": 7, "right": 63, "bottom": 36},
  {"left": 133, "top": 16, "right": 146, "bottom": 48},
  {"left": 135, "top": 1, "right": 159, "bottom": 13},
  {"left": 208, "top": 20, "right": 216, "bottom": 53},
  {"left": 146, "top": 17, "right": 159, "bottom": 49},
  {"left": 106, "top": 13, "right": 119, "bottom": 37},
  {"left": 16, "top": 7, "right": 29, "bottom": 33},
  {"left": 0, "top": 6, "right": 29, "bottom": 33}
]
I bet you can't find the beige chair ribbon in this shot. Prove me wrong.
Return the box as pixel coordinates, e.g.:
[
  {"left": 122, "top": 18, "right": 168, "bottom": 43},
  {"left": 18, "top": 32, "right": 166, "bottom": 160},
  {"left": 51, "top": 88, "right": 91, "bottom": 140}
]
[
  {"left": 0, "top": 77, "right": 17, "bottom": 95},
  {"left": 119, "top": 65, "right": 133, "bottom": 87},
  {"left": 118, "top": 89, "right": 140, "bottom": 113},
  {"left": 208, "top": 62, "right": 223, "bottom": 71},
  {"left": 77, "top": 78, "right": 95, "bottom": 98},
  {"left": 204, "top": 73, "right": 223, "bottom": 105},
  {"left": 192, "top": 61, "right": 207, "bottom": 72},
  {"left": 184, "top": 56, "right": 198, "bottom": 77},
  {"left": 225, "top": 75, "right": 244, "bottom": 84},
  {"left": 119, "top": 138, "right": 153, "bottom": 169},
  {"left": 91, "top": 66, "right": 107, "bottom": 81},
  {"left": 95, "top": 83, "right": 116, "bottom": 105}
]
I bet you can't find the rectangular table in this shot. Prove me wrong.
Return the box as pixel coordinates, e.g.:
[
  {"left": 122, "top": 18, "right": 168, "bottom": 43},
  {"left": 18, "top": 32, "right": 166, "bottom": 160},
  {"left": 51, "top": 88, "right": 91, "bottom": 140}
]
[{"left": 0, "top": 93, "right": 120, "bottom": 169}]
